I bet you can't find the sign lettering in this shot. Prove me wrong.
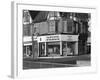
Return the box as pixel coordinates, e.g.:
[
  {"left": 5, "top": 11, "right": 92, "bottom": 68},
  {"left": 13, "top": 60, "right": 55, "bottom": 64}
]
[{"left": 46, "top": 36, "right": 60, "bottom": 42}]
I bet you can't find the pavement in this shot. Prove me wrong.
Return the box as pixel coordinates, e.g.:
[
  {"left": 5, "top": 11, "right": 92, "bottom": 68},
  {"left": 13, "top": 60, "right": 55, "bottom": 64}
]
[
  {"left": 23, "top": 54, "right": 91, "bottom": 69},
  {"left": 23, "top": 61, "right": 77, "bottom": 69}
]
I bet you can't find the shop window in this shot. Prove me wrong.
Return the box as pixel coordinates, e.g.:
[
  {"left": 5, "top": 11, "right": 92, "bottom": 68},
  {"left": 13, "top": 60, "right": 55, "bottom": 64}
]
[
  {"left": 47, "top": 42, "right": 60, "bottom": 57},
  {"left": 23, "top": 45, "right": 32, "bottom": 58},
  {"left": 62, "top": 42, "right": 75, "bottom": 56}
]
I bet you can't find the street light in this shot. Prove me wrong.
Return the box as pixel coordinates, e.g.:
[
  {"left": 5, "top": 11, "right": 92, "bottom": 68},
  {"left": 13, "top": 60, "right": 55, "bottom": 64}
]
[{"left": 31, "top": 23, "right": 35, "bottom": 59}]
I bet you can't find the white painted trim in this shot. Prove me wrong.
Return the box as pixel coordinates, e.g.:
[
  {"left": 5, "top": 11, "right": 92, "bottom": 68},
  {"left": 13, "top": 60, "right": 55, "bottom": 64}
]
[
  {"left": 60, "top": 41, "right": 62, "bottom": 55},
  {"left": 45, "top": 42, "right": 47, "bottom": 56}
]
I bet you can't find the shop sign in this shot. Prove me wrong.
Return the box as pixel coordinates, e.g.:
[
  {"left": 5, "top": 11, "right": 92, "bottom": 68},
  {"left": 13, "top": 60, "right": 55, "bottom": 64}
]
[
  {"left": 67, "top": 36, "right": 73, "bottom": 41},
  {"left": 47, "top": 42, "right": 60, "bottom": 45},
  {"left": 46, "top": 35, "right": 60, "bottom": 42},
  {"left": 61, "top": 35, "right": 78, "bottom": 41}
]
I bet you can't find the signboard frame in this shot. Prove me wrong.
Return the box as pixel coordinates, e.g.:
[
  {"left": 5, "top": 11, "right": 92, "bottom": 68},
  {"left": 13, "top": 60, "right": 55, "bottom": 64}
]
[{"left": 11, "top": 1, "right": 97, "bottom": 78}]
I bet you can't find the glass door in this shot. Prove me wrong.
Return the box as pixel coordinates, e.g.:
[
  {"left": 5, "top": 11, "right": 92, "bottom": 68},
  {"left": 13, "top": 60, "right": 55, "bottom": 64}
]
[{"left": 39, "top": 43, "right": 45, "bottom": 57}]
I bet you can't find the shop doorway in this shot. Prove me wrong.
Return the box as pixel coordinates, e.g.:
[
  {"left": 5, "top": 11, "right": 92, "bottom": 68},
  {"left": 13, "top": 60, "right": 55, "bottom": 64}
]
[{"left": 39, "top": 43, "right": 45, "bottom": 57}]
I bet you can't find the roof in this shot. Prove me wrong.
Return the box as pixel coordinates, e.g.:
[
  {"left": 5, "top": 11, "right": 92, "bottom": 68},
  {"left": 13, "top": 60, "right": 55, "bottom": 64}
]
[
  {"left": 29, "top": 11, "right": 40, "bottom": 20},
  {"left": 29, "top": 11, "right": 49, "bottom": 23}
]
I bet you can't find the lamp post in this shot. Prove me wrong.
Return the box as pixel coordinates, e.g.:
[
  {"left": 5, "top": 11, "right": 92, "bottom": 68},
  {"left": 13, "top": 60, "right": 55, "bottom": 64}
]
[
  {"left": 31, "top": 23, "right": 35, "bottom": 59},
  {"left": 31, "top": 23, "right": 39, "bottom": 59}
]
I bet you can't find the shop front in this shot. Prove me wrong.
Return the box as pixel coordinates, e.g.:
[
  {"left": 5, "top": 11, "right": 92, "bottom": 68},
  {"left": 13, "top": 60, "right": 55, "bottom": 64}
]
[{"left": 38, "top": 34, "right": 78, "bottom": 58}]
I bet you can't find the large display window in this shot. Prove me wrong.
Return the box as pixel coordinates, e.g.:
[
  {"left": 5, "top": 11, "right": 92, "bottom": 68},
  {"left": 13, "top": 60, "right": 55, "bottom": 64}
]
[
  {"left": 38, "top": 41, "right": 78, "bottom": 57},
  {"left": 62, "top": 42, "right": 76, "bottom": 56},
  {"left": 47, "top": 42, "right": 60, "bottom": 57}
]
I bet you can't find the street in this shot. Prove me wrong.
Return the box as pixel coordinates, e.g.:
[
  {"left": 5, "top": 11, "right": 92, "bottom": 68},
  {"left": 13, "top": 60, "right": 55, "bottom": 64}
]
[{"left": 23, "top": 54, "right": 91, "bottom": 69}]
